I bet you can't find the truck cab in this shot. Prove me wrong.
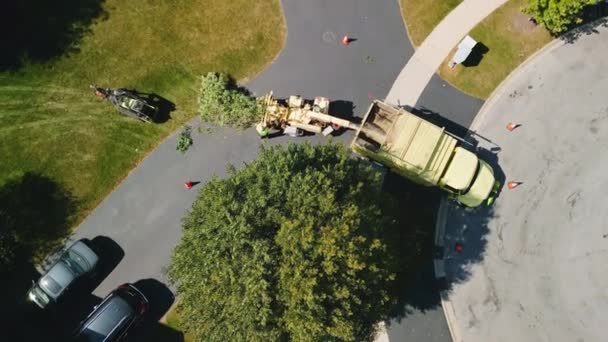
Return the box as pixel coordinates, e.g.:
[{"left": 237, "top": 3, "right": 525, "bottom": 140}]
[{"left": 439, "top": 147, "right": 495, "bottom": 207}]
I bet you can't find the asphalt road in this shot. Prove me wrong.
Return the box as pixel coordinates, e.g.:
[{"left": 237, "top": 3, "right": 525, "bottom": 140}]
[
  {"left": 32, "top": 1, "right": 490, "bottom": 340},
  {"left": 443, "top": 23, "right": 608, "bottom": 342},
  {"left": 247, "top": 0, "right": 412, "bottom": 118}
]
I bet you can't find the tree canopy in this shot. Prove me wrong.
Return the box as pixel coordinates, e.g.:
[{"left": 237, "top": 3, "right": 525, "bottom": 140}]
[
  {"left": 526, "top": 0, "right": 597, "bottom": 34},
  {"left": 169, "top": 143, "right": 402, "bottom": 341}
]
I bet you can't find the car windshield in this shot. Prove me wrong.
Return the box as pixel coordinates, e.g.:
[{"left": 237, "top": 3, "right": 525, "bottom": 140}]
[
  {"left": 461, "top": 161, "right": 481, "bottom": 195},
  {"left": 40, "top": 275, "right": 63, "bottom": 295},
  {"left": 63, "top": 250, "right": 88, "bottom": 275}
]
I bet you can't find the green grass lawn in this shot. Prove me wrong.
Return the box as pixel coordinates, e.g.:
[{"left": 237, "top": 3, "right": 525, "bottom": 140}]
[
  {"left": 400, "top": 0, "right": 462, "bottom": 47},
  {"left": 0, "top": 0, "right": 284, "bottom": 262},
  {"left": 438, "top": 0, "right": 552, "bottom": 99}
]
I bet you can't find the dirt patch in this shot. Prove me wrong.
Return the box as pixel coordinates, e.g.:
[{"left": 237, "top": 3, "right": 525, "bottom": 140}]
[{"left": 511, "top": 10, "right": 537, "bottom": 33}]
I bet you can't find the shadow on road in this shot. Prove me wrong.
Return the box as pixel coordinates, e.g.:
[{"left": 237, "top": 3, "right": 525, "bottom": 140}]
[
  {"left": 439, "top": 147, "right": 504, "bottom": 290},
  {"left": 441, "top": 204, "right": 494, "bottom": 288},
  {"left": 131, "top": 279, "right": 180, "bottom": 342},
  {"left": 86, "top": 236, "right": 125, "bottom": 290},
  {"left": 329, "top": 100, "right": 359, "bottom": 136},
  {"left": 133, "top": 278, "right": 175, "bottom": 322},
  {"left": 380, "top": 173, "right": 444, "bottom": 319},
  {"left": 560, "top": 5, "right": 608, "bottom": 43},
  {"left": 391, "top": 105, "right": 508, "bottom": 294},
  {"left": 329, "top": 100, "right": 356, "bottom": 120}
]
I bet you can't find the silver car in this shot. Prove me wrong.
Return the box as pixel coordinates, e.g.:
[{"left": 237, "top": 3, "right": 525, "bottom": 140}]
[{"left": 27, "top": 239, "right": 99, "bottom": 308}]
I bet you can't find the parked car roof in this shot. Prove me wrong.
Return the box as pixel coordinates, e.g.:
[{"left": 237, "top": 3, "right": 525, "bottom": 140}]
[
  {"left": 82, "top": 296, "right": 134, "bottom": 341},
  {"left": 69, "top": 240, "right": 99, "bottom": 272},
  {"left": 75, "top": 284, "right": 149, "bottom": 341}
]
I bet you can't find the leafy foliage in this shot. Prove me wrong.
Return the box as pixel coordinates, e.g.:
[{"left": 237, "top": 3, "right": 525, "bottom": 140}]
[
  {"left": 525, "top": 0, "right": 597, "bottom": 33},
  {"left": 198, "top": 72, "right": 262, "bottom": 128},
  {"left": 176, "top": 126, "right": 193, "bottom": 153},
  {"left": 169, "top": 143, "right": 401, "bottom": 341},
  {"left": 0, "top": 232, "right": 17, "bottom": 272}
]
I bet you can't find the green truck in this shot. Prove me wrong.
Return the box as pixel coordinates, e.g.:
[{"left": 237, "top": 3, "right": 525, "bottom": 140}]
[{"left": 351, "top": 100, "right": 496, "bottom": 207}]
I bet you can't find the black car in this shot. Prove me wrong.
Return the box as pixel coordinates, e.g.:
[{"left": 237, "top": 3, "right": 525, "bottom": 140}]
[{"left": 74, "top": 283, "right": 149, "bottom": 341}]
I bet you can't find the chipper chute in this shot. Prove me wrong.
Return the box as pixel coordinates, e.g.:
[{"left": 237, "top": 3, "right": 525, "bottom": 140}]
[{"left": 256, "top": 91, "right": 359, "bottom": 138}]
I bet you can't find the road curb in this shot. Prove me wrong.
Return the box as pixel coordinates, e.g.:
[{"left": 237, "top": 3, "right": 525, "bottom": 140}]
[
  {"left": 432, "top": 29, "right": 567, "bottom": 342},
  {"left": 433, "top": 38, "right": 565, "bottom": 342},
  {"left": 469, "top": 37, "right": 565, "bottom": 131},
  {"left": 432, "top": 20, "right": 608, "bottom": 342},
  {"left": 433, "top": 198, "right": 464, "bottom": 342}
]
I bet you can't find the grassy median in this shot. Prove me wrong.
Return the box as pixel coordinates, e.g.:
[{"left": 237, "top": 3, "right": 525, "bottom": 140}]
[
  {"left": 0, "top": 0, "right": 284, "bottom": 261},
  {"left": 438, "top": 0, "right": 552, "bottom": 99},
  {"left": 400, "top": 0, "right": 462, "bottom": 47}
]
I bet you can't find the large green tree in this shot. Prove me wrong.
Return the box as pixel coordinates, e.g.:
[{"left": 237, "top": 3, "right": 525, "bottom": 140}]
[
  {"left": 169, "top": 143, "right": 402, "bottom": 341},
  {"left": 526, "top": 0, "right": 597, "bottom": 34}
]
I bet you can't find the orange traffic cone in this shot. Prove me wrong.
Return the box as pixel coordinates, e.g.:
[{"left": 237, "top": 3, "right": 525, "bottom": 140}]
[
  {"left": 506, "top": 122, "right": 520, "bottom": 131},
  {"left": 454, "top": 243, "right": 464, "bottom": 253},
  {"left": 507, "top": 181, "right": 522, "bottom": 190},
  {"left": 342, "top": 35, "right": 350, "bottom": 45},
  {"left": 184, "top": 181, "right": 193, "bottom": 189}
]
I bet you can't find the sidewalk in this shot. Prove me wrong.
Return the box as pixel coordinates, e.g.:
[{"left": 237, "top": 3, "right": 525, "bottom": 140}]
[{"left": 385, "top": 0, "right": 508, "bottom": 107}]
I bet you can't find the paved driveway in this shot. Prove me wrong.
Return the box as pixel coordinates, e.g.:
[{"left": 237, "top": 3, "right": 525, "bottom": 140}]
[
  {"left": 65, "top": 1, "right": 487, "bottom": 340},
  {"left": 443, "top": 24, "right": 608, "bottom": 342},
  {"left": 248, "top": 0, "right": 411, "bottom": 117}
]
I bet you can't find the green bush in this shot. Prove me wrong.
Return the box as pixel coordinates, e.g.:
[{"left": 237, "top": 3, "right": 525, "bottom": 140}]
[
  {"left": 169, "top": 143, "right": 402, "bottom": 341},
  {"left": 526, "top": 0, "right": 597, "bottom": 33},
  {"left": 176, "top": 126, "right": 193, "bottom": 153},
  {"left": 0, "top": 232, "right": 17, "bottom": 272},
  {"left": 198, "top": 72, "right": 261, "bottom": 128}
]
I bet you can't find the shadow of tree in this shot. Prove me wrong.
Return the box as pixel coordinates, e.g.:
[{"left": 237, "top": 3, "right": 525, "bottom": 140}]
[
  {"left": 441, "top": 203, "right": 494, "bottom": 288},
  {"left": 439, "top": 146, "right": 504, "bottom": 292},
  {"left": 0, "top": 172, "right": 78, "bottom": 340},
  {"left": 559, "top": 5, "right": 608, "bottom": 43},
  {"left": 0, "top": 0, "right": 107, "bottom": 70},
  {"left": 0, "top": 172, "right": 77, "bottom": 270}
]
